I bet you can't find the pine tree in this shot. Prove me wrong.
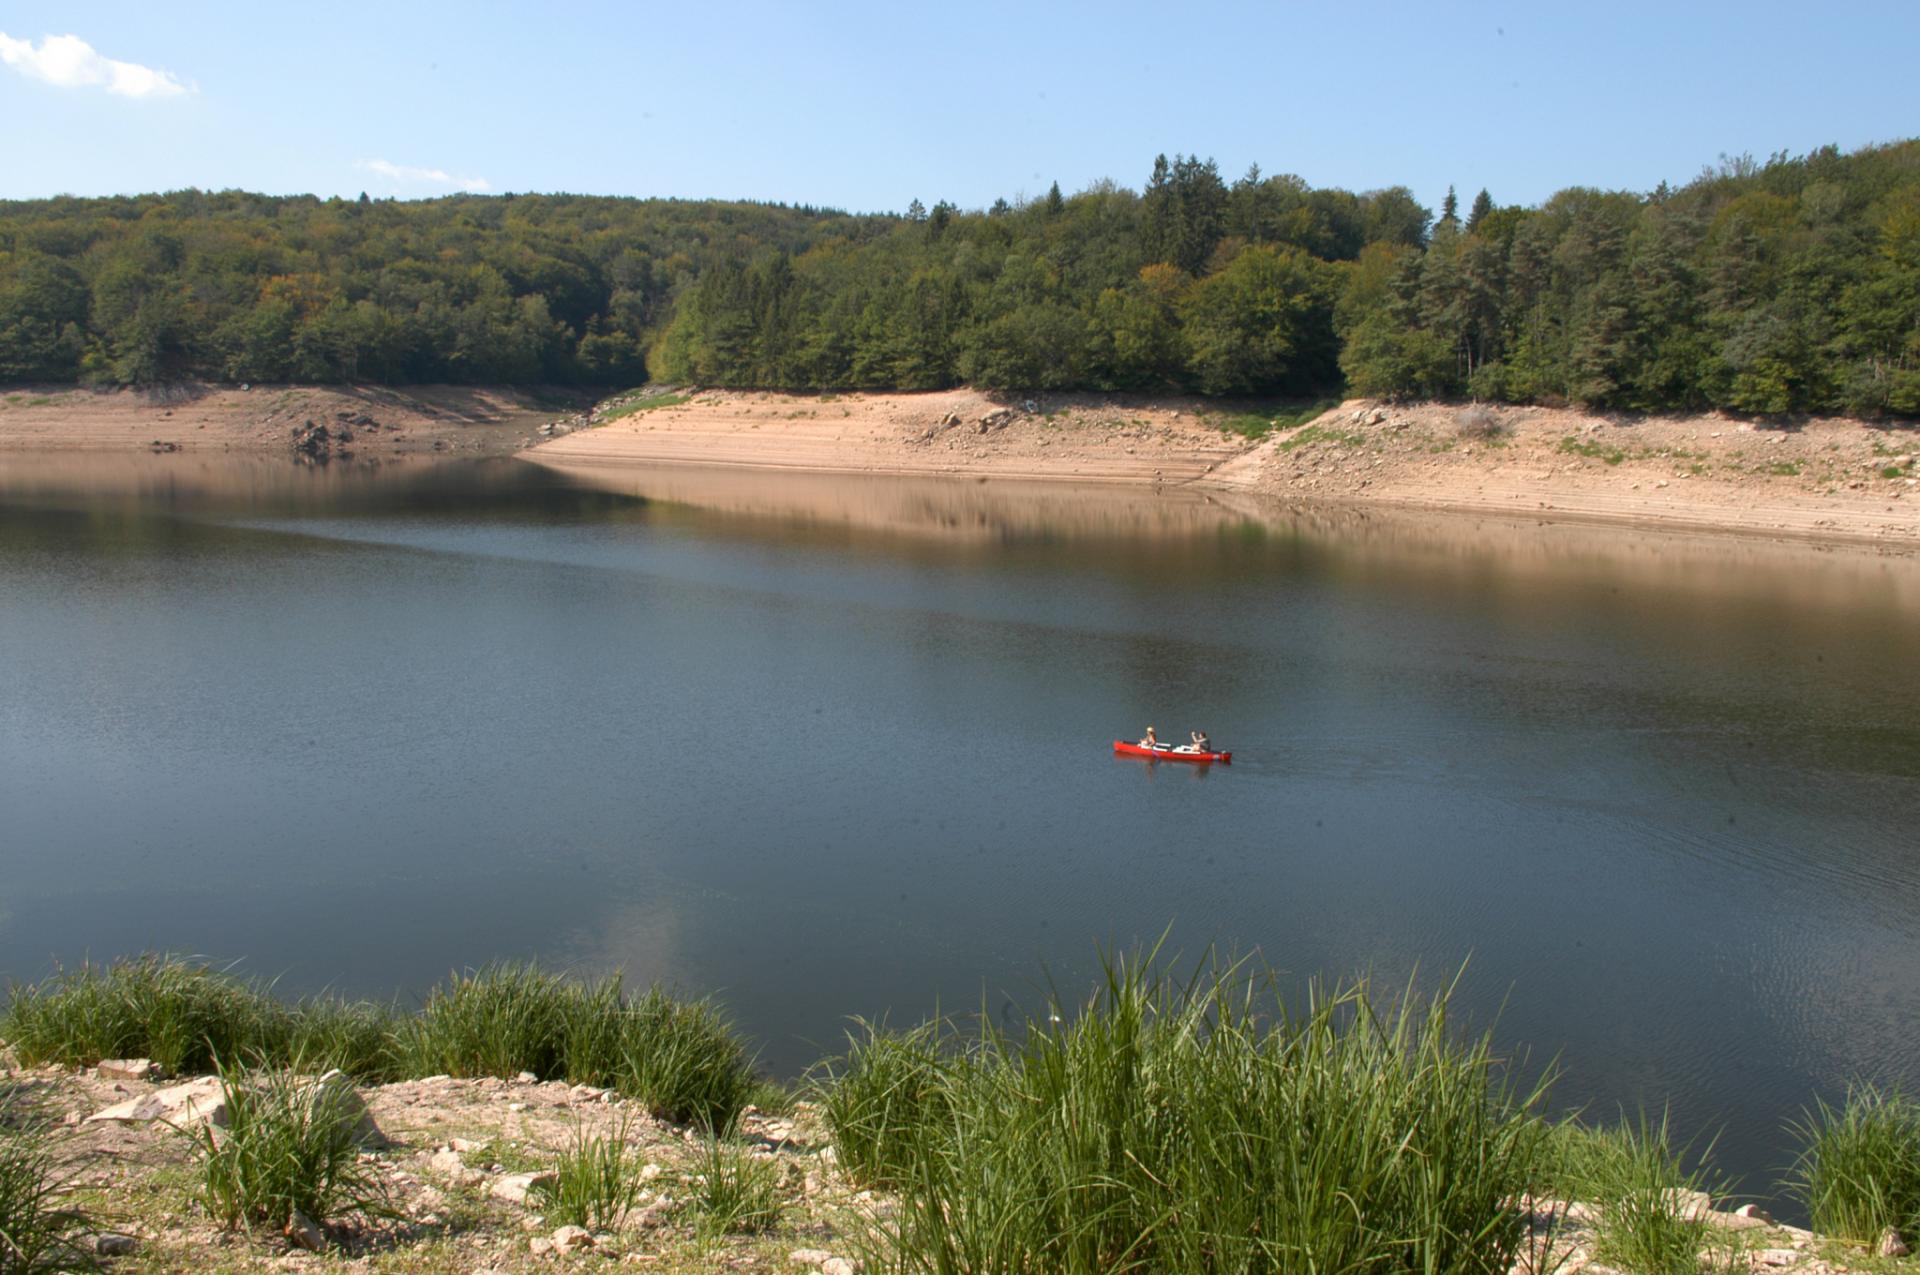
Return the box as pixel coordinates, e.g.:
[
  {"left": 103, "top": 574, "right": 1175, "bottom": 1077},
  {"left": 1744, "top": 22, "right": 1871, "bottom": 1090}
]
[
  {"left": 1467, "top": 189, "right": 1494, "bottom": 233},
  {"left": 1440, "top": 186, "right": 1459, "bottom": 226},
  {"left": 1045, "top": 182, "right": 1065, "bottom": 216}
]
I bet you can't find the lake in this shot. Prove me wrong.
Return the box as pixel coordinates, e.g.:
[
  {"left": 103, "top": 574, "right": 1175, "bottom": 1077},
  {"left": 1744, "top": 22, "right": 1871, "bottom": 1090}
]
[{"left": 3, "top": 451, "right": 1918, "bottom": 1206}]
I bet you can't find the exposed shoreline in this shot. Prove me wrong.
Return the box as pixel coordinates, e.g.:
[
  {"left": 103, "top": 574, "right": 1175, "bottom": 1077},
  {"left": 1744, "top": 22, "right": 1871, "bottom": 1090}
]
[{"left": 4, "top": 383, "right": 1917, "bottom": 552}]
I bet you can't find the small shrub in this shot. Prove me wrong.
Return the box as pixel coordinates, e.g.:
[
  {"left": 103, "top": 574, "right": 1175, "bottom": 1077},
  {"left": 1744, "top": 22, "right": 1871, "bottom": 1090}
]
[
  {"left": 0, "top": 1119, "right": 97, "bottom": 1275},
  {"left": 815, "top": 1020, "right": 948, "bottom": 1189},
  {"left": 185, "top": 1057, "right": 388, "bottom": 1233},
  {"left": 689, "top": 1134, "right": 781, "bottom": 1237},
  {"left": 1787, "top": 1086, "right": 1920, "bottom": 1245},
  {"left": 1456, "top": 404, "right": 1504, "bottom": 439},
  {"left": 536, "top": 1115, "right": 648, "bottom": 1232},
  {"left": 1559, "top": 435, "right": 1626, "bottom": 465}
]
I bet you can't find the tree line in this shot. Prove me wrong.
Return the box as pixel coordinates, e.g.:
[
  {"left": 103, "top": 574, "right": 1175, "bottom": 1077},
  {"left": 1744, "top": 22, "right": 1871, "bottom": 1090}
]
[{"left": 2, "top": 140, "right": 1916, "bottom": 417}]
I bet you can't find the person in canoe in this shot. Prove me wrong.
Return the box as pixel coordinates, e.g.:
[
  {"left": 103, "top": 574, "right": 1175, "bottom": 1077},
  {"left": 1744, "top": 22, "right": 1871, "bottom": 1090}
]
[
  {"left": 1139, "top": 726, "right": 1159, "bottom": 749},
  {"left": 1187, "top": 729, "right": 1211, "bottom": 753}
]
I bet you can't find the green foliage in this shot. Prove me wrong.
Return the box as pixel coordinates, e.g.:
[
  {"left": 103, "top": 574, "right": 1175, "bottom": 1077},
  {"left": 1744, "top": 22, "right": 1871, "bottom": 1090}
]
[
  {"left": 0, "top": 1116, "right": 97, "bottom": 1275},
  {"left": 688, "top": 1134, "right": 783, "bottom": 1237},
  {"left": 6, "top": 957, "right": 763, "bottom": 1132},
  {"left": 1559, "top": 435, "right": 1628, "bottom": 465},
  {"left": 824, "top": 952, "right": 1552, "bottom": 1275},
  {"left": 405, "top": 966, "right": 759, "bottom": 1130},
  {"left": 184, "top": 1057, "right": 388, "bottom": 1234},
  {"left": 815, "top": 1020, "right": 949, "bottom": 1189},
  {"left": 535, "top": 1115, "right": 649, "bottom": 1232},
  {"left": 1787, "top": 1086, "right": 1920, "bottom": 1245},
  {"left": 1544, "top": 1114, "right": 1727, "bottom": 1275},
  {"left": 4, "top": 956, "right": 275, "bottom": 1077}
]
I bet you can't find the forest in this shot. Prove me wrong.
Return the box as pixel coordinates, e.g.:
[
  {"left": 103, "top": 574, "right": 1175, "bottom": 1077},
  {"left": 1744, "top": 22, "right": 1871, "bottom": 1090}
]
[{"left": 1, "top": 139, "right": 1916, "bottom": 417}]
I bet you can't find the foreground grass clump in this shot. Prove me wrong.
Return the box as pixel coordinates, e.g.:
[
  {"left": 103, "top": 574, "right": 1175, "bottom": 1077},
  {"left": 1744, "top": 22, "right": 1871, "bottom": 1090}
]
[
  {"left": 688, "top": 1133, "right": 782, "bottom": 1238},
  {"left": 184, "top": 1057, "right": 387, "bottom": 1234},
  {"left": 825, "top": 954, "right": 1550, "bottom": 1275},
  {"left": 1788, "top": 1085, "right": 1920, "bottom": 1246},
  {"left": 536, "top": 1115, "right": 649, "bottom": 1232},
  {"left": 0, "top": 1114, "right": 97, "bottom": 1275},
  {"left": 814, "top": 1020, "right": 947, "bottom": 1190},
  {"left": 406, "top": 965, "right": 758, "bottom": 1129},
  {"left": 1543, "top": 1113, "right": 1727, "bottom": 1275}
]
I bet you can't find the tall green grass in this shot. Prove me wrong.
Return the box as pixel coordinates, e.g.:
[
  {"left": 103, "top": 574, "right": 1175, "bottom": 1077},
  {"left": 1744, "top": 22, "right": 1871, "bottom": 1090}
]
[
  {"left": 688, "top": 1133, "right": 782, "bottom": 1238},
  {"left": 826, "top": 954, "right": 1552, "bottom": 1275},
  {"left": 1787, "top": 1085, "right": 1920, "bottom": 1246},
  {"left": 404, "top": 965, "right": 759, "bottom": 1128},
  {"left": 3, "top": 957, "right": 763, "bottom": 1131},
  {"left": 536, "top": 1115, "right": 649, "bottom": 1232},
  {"left": 1, "top": 958, "right": 406, "bottom": 1081},
  {"left": 183, "top": 1056, "right": 388, "bottom": 1234},
  {"left": 0, "top": 1116, "right": 97, "bottom": 1275},
  {"left": 1542, "top": 1113, "right": 1725, "bottom": 1275}
]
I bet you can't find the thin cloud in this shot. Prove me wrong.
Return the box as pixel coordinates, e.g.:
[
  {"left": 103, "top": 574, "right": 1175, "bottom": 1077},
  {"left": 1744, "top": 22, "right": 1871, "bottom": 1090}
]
[
  {"left": 0, "top": 31, "right": 191, "bottom": 98},
  {"left": 360, "top": 159, "right": 492, "bottom": 193}
]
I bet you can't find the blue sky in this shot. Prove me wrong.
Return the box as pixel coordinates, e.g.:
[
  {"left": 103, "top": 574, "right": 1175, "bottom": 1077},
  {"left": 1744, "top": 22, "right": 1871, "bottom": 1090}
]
[{"left": 4, "top": 1, "right": 1916, "bottom": 217}]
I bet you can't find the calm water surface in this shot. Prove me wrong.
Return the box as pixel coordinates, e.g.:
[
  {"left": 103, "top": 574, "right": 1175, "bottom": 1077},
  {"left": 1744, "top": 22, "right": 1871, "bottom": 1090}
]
[{"left": 3, "top": 452, "right": 1918, "bottom": 1204}]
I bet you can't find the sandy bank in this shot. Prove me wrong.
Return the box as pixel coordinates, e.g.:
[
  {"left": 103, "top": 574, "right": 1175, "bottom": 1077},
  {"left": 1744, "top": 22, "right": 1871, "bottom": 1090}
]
[
  {"left": 0, "top": 384, "right": 567, "bottom": 456},
  {"left": 527, "top": 390, "right": 1920, "bottom": 549}
]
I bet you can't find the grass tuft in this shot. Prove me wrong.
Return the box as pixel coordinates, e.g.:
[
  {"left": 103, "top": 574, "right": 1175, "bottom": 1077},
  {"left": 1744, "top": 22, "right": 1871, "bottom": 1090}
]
[
  {"left": 688, "top": 1134, "right": 782, "bottom": 1237},
  {"left": 814, "top": 1019, "right": 947, "bottom": 1189},
  {"left": 184, "top": 1056, "right": 388, "bottom": 1234},
  {"left": 536, "top": 1115, "right": 649, "bottom": 1232},
  {"left": 0, "top": 1115, "right": 98, "bottom": 1275},
  {"left": 1787, "top": 1085, "right": 1920, "bottom": 1246},
  {"left": 827, "top": 950, "right": 1552, "bottom": 1275}
]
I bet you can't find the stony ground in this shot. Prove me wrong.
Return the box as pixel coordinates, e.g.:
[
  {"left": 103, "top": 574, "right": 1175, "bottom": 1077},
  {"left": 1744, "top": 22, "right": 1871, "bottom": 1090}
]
[
  {"left": 3, "top": 1058, "right": 871, "bottom": 1274},
  {"left": 6, "top": 1054, "right": 1914, "bottom": 1274}
]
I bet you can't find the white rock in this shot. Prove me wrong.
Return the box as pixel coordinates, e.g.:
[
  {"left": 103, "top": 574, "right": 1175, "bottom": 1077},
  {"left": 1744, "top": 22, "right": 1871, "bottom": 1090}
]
[
  {"left": 1879, "top": 1228, "right": 1910, "bottom": 1258},
  {"left": 87, "top": 1076, "right": 227, "bottom": 1129},
  {"left": 822, "top": 1259, "right": 859, "bottom": 1275},
  {"left": 491, "top": 1170, "right": 557, "bottom": 1204},
  {"left": 638, "top": 1163, "right": 663, "bottom": 1182},
  {"left": 1754, "top": 1249, "right": 1798, "bottom": 1266},
  {"left": 516, "top": 1071, "right": 539, "bottom": 1084},
  {"left": 528, "top": 1236, "right": 553, "bottom": 1256},
  {"left": 790, "top": 1251, "right": 833, "bottom": 1267},
  {"left": 427, "top": 1147, "right": 481, "bottom": 1186}
]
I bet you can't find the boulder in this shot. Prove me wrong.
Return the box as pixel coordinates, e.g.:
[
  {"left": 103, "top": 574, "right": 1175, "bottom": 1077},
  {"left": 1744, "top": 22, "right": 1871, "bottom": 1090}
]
[
  {"left": 94, "top": 1233, "right": 139, "bottom": 1257},
  {"left": 303, "top": 1070, "right": 386, "bottom": 1147},
  {"left": 1660, "top": 1188, "right": 1713, "bottom": 1222},
  {"left": 285, "top": 1209, "right": 326, "bottom": 1252}
]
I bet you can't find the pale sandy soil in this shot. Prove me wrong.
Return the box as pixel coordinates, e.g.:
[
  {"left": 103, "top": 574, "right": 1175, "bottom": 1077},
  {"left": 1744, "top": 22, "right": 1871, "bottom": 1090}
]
[
  {"left": 1214, "top": 401, "right": 1920, "bottom": 549},
  {"left": 530, "top": 388, "right": 1249, "bottom": 484},
  {"left": 0, "top": 385, "right": 568, "bottom": 455},
  {"left": 6, "top": 382, "right": 1917, "bottom": 549},
  {"left": 531, "top": 390, "right": 1920, "bottom": 549}
]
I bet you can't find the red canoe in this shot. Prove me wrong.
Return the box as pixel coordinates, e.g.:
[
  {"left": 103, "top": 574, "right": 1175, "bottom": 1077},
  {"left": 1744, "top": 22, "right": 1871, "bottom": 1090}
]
[{"left": 1113, "top": 739, "right": 1232, "bottom": 765}]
